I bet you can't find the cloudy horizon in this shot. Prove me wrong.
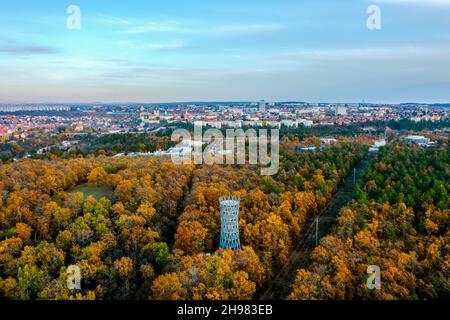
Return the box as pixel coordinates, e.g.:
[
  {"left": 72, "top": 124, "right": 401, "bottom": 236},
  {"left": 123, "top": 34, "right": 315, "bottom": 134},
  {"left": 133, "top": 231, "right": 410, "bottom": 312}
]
[{"left": 1, "top": 0, "right": 450, "bottom": 104}]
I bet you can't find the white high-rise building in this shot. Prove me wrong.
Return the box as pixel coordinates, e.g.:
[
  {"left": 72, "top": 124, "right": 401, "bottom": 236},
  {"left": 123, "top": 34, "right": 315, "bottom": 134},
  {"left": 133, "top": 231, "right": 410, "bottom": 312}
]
[
  {"left": 335, "top": 106, "right": 347, "bottom": 116},
  {"left": 259, "top": 100, "right": 267, "bottom": 113}
]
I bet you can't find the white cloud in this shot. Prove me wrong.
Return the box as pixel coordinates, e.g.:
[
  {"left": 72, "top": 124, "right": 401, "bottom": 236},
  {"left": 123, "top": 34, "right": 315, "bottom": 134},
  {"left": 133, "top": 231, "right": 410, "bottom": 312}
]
[
  {"left": 210, "top": 23, "right": 284, "bottom": 35},
  {"left": 118, "top": 21, "right": 284, "bottom": 36},
  {"left": 375, "top": 0, "right": 450, "bottom": 6},
  {"left": 118, "top": 21, "right": 184, "bottom": 34},
  {"left": 144, "top": 41, "right": 186, "bottom": 50},
  {"left": 116, "top": 39, "right": 186, "bottom": 51},
  {"left": 97, "top": 13, "right": 131, "bottom": 25},
  {"left": 0, "top": 44, "right": 59, "bottom": 55}
]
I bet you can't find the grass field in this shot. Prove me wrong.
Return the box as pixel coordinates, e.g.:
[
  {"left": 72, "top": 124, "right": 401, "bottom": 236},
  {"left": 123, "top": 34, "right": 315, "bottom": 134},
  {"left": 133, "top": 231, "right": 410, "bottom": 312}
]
[{"left": 68, "top": 183, "right": 113, "bottom": 200}]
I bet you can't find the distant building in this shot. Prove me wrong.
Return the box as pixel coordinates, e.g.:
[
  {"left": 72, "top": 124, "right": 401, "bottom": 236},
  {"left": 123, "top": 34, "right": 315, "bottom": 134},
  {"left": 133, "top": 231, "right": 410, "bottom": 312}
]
[
  {"left": 369, "top": 139, "right": 386, "bottom": 153},
  {"left": 410, "top": 117, "right": 423, "bottom": 123},
  {"left": 74, "top": 124, "right": 84, "bottom": 132},
  {"left": 61, "top": 140, "right": 79, "bottom": 150},
  {"left": 0, "top": 105, "right": 70, "bottom": 112},
  {"left": 178, "top": 139, "right": 204, "bottom": 148},
  {"left": 223, "top": 121, "right": 242, "bottom": 128},
  {"left": 321, "top": 137, "right": 338, "bottom": 145},
  {"left": 296, "top": 119, "right": 314, "bottom": 127},
  {"left": 114, "top": 146, "right": 193, "bottom": 158},
  {"left": 373, "top": 139, "right": 386, "bottom": 147},
  {"left": 140, "top": 112, "right": 160, "bottom": 124},
  {"left": 259, "top": 100, "right": 267, "bottom": 113},
  {"left": 193, "top": 121, "right": 222, "bottom": 129},
  {"left": 404, "top": 135, "right": 432, "bottom": 147},
  {"left": 362, "top": 127, "right": 377, "bottom": 133},
  {"left": 281, "top": 120, "right": 295, "bottom": 128},
  {"left": 298, "top": 146, "right": 317, "bottom": 152},
  {"left": 335, "top": 106, "right": 347, "bottom": 116}
]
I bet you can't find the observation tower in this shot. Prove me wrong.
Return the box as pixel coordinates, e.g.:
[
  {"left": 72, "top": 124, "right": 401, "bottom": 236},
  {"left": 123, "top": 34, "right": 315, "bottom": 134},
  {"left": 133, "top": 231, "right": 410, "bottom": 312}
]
[{"left": 219, "top": 196, "right": 241, "bottom": 250}]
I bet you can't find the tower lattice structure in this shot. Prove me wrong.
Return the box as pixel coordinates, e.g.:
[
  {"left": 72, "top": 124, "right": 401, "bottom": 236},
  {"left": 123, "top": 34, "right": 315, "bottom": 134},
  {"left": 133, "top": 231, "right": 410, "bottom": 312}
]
[{"left": 219, "top": 196, "right": 241, "bottom": 250}]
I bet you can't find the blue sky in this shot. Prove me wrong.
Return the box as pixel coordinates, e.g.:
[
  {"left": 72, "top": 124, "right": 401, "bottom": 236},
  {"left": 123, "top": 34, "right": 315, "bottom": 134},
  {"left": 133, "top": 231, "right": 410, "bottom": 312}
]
[{"left": 0, "top": 0, "right": 450, "bottom": 103}]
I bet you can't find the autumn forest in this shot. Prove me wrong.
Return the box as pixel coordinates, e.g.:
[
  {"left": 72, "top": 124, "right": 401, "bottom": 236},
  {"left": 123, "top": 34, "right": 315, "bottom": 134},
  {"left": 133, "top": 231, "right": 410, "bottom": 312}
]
[{"left": 0, "top": 136, "right": 448, "bottom": 300}]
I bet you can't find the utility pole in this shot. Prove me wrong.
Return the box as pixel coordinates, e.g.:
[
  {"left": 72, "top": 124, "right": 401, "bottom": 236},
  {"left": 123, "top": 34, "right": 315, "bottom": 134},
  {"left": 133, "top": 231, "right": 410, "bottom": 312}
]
[
  {"left": 315, "top": 217, "right": 319, "bottom": 246},
  {"left": 353, "top": 168, "right": 357, "bottom": 185}
]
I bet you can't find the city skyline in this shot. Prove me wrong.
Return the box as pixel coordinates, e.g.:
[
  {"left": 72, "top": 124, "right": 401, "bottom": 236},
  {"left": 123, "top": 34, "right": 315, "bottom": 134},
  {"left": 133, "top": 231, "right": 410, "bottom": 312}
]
[
  {"left": 1, "top": 100, "right": 450, "bottom": 106},
  {"left": 1, "top": 0, "right": 450, "bottom": 103}
]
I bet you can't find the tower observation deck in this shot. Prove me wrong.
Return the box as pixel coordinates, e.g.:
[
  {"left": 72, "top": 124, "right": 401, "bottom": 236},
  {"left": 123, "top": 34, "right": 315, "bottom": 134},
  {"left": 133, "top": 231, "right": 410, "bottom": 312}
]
[{"left": 219, "top": 196, "right": 241, "bottom": 250}]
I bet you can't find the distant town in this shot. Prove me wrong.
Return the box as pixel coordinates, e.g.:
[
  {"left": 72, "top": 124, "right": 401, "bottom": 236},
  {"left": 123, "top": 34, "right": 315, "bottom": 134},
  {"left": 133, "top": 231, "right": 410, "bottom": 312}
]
[
  {"left": 0, "top": 101, "right": 448, "bottom": 162},
  {"left": 1, "top": 101, "right": 449, "bottom": 136}
]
